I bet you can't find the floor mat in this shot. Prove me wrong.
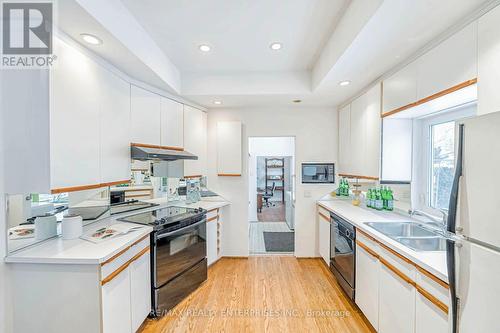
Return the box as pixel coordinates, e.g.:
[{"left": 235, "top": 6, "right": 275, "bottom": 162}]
[{"left": 263, "top": 231, "right": 294, "bottom": 252}]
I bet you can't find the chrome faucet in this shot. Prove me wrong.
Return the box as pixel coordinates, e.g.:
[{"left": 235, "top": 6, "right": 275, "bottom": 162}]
[{"left": 408, "top": 209, "right": 448, "bottom": 230}]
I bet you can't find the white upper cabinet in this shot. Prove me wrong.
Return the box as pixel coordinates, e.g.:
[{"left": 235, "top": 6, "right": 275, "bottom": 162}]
[
  {"left": 131, "top": 85, "right": 161, "bottom": 146},
  {"left": 99, "top": 70, "right": 131, "bottom": 185},
  {"left": 50, "top": 39, "right": 101, "bottom": 190},
  {"left": 416, "top": 22, "right": 477, "bottom": 100},
  {"left": 160, "top": 97, "right": 184, "bottom": 148},
  {"left": 478, "top": 4, "right": 500, "bottom": 115},
  {"left": 216, "top": 121, "right": 242, "bottom": 175},
  {"left": 183, "top": 106, "right": 207, "bottom": 177},
  {"left": 342, "top": 84, "right": 381, "bottom": 178},
  {"left": 338, "top": 104, "right": 351, "bottom": 174},
  {"left": 382, "top": 62, "right": 417, "bottom": 114},
  {"left": 381, "top": 118, "right": 413, "bottom": 182}
]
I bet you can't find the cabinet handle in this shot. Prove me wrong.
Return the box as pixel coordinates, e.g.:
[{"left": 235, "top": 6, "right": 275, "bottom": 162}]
[
  {"left": 416, "top": 285, "right": 449, "bottom": 314},
  {"left": 207, "top": 215, "right": 219, "bottom": 223},
  {"left": 379, "top": 257, "right": 416, "bottom": 287},
  {"left": 356, "top": 240, "right": 379, "bottom": 259},
  {"left": 101, "top": 246, "right": 150, "bottom": 286}
]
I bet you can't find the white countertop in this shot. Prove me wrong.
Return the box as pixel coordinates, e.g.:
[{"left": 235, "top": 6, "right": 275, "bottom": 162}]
[
  {"left": 5, "top": 197, "right": 230, "bottom": 265},
  {"left": 317, "top": 196, "right": 448, "bottom": 281}
]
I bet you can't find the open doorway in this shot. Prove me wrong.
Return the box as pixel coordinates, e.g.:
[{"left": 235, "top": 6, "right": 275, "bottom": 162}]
[{"left": 248, "top": 137, "right": 295, "bottom": 255}]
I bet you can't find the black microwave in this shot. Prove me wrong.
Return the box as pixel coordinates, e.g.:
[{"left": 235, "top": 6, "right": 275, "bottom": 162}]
[{"left": 301, "top": 163, "right": 335, "bottom": 184}]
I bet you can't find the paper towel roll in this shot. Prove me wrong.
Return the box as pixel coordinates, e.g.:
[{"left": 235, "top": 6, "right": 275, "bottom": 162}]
[
  {"left": 34, "top": 215, "right": 57, "bottom": 240},
  {"left": 62, "top": 214, "right": 83, "bottom": 240}
]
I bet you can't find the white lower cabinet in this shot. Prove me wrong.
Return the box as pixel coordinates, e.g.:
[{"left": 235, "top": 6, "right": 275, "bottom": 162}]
[
  {"left": 415, "top": 291, "right": 448, "bottom": 333},
  {"left": 130, "top": 250, "right": 152, "bottom": 332},
  {"left": 378, "top": 263, "right": 416, "bottom": 333},
  {"left": 102, "top": 265, "right": 132, "bottom": 333},
  {"left": 355, "top": 244, "right": 379, "bottom": 331},
  {"left": 318, "top": 213, "right": 330, "bottom": 266},
  {"left": 207, "top": 219, "right": 218, "bottom": 266}
]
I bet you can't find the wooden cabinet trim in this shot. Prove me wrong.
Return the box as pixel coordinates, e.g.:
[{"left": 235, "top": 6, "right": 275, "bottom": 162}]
[
  {"left": 338, "top": 173, "right": 379, "bottom": 181},
  {"left": 184, "top": 175, "right": 202, "bottom": 179},
  {"left": 356, "top": 240, "right": 379, "bottom": 259},
  {"left": 218, "top": 173, "right": 241, "bottom": 177},
  {"left": 130, "top": 235, "right": 149, "bottom": 248},
  {"left": 101, "top": 246, "right": 150, "bottom": 286},
  {"left": 416, "top": 284, "right": 449, "bottom": 314},
  {"left": 381, "top": 78, "right": 477, "bottom": 118},
  {"left": 131, "top": 142, "right": 184, "bottom": 151},
  {"left": 101, "top": 235, "right": 149, "bottom": 267},
  {"left": 416, "top": 266, "right": 449, "bottom": 290},
  {"left": 318, "top": 212, "right": 330, "bottom": 222},
  {"left": 207, "top": 215, "right": 219, "bottom": 223},
  {"left": 208, "top": 208, "right": 219, "bottom": 214},
  {"left": 102, "top": 180, "right": 130, "bottom": 187},
  {"left": 52, "top": 179, "right": 131, "bottom": 194},
  {"left": 380, "top": 257, "right": 416, "bottom": 287}
]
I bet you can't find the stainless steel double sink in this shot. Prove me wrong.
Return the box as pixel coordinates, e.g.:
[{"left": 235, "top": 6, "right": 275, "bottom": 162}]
[{"left": 365, "top": 222, "right": 447, "bottom": 252}]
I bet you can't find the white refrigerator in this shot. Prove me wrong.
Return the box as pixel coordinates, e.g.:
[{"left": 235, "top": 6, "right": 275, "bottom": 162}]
[{"left": 447, "top": 111, "right": 500, "bottom": 332}]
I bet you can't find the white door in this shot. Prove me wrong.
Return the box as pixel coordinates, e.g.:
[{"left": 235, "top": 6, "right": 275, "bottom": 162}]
[
  {"left": 50, "top": 39, "right": 101, "bottom": 189},
  {"left": 364, "top": 84, "right": 381, "bottom": 178},
  {"left": 102, "top": 266, "right": 132, "bottom": 333},
  {"left": 355, "top": 245, "right": 379, "bottom": 330},
  {"left": 378, "top": 264, "right": 415, "bottom": 333},
  {"left": 130, "top": 250, "right": 151, "bottom": 332},
  {"left": 160, "top": 97, "right": 184, "bottom": 149},
  {"left": 183, "top": 106, "right": 207, "bottom": 177},
  {"left": 338, "top": 104, "right": 351, "bottom": 174},
  {"left": 350, "top": 95, "right": 366, "bottom": 176},
  {"left": 131, "top": 85, "right": 161, "bottom": 146},
  {"left": 207, "top": 220, "right": 217, "bottom": 266},
  {"left": 415, "top": 291, "right": 448, "bottom": 333},
  {"left": 99, "top": 69, "right": 131, "bottom": 184}
]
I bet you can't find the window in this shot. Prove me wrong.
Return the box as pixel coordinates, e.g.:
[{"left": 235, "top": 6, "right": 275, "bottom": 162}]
[
  {"left": 414, "top": 103, "right": 476, "bottom": 215},
  {"left": 429, "top": 121, "right": 455, "bottom": 210}
]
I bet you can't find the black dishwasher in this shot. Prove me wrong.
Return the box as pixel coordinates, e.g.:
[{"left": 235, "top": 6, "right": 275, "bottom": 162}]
[{"left": 330, "top": 212, "right": 356, "bottom": 300}]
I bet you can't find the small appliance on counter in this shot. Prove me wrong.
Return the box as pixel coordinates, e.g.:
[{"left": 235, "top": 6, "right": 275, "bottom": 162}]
[
  {"left": 34, "top": 214, "right": 58, "bottom": 240},
  {"left": 186, "top": 178, "right": 201, "bottom": 204},
  {"left": 61, "top": 214, "right": 83, "bottom": 240}
]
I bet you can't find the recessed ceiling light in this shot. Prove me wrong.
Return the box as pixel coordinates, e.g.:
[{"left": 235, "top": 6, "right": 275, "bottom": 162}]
[
  {"left": 199, "top": 44, "right": 211, "bottom": 52},
  {"left": 80, "top": 33, "right": 102, "bottom": 45},
  {"left": 213, "top": 100, "right": 222, "bottom": 105},
  {"left": 270, "top": 42, "right": 282, "bottom": 51},
  {"left": 339, "top": 80, "right": 351, "bottom": 86},
  {"left": 293, "top": 99, "right": 302, "bottom": 103}
]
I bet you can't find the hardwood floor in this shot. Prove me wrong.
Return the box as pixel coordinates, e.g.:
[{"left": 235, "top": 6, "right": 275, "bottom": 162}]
[
  {"left": 139, "top": 257, "right": 373, "bottom": 333},
  {"left": 257, "top": 202, "right": 285, "bottom": 222}
]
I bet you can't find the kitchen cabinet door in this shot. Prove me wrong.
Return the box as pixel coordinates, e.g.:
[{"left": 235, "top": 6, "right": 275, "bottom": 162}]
[
  {"left": 478, "top": 4, "right": 500, "bottom": 115},
  {"left": 415, "top": 291, "right": 448, "bottom": 333},
  {"left": 382, "top": 62, "right": 417, "bottom": 114},
  {"left": 101, "top": 266, "right": 132, "bottom": 333},
  {"left": 355, "top": 244, "right": 380, "bottom": 331},
  {"left": 130, "top": 250, "right": 151, "bottom": 332},
  {"left": 318, "top": 214, "right": 330, "bottom": 266},
  {"left": 378, "top": 263, "right": 415, "bottom": 333},
  {"left": 183, "top": 106, "right": 207, "bottom": 177},
  {"left": 364, "top": 85, "right": 381, "bottom": 178},
  {"left": 349, "top": 94, "right": 366, "bottom": 176},
  {"left": 216, "top": 121, "right": 242, "bottom": 175},
  {"left": 416, "top": 22, "right": 477, "bottom": 100},
  {"left": 131, "top": 85, "right": 161, "bottom": 146},
  {"left": 99, "top": 69, "right": 131, "bottom": 185},
  {"left": 160, "top": 97, "right": 184, "bottom": 149},
  {"left": 207, "top": 219, "right": 218, "bottom": 266},
  {"left": 50, "top": 39, "right": 101, "bottom": 190},
  {"left": 338, "top": 104, "right": 351, "bottom": 174}
]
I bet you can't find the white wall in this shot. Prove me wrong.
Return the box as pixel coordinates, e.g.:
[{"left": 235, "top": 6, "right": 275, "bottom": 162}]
[
  {"left": 207, "top": 107, "right": 338, "bottom": 257},
  {"left": 248, "top": 137, "right": 295, "bottom": 221}
]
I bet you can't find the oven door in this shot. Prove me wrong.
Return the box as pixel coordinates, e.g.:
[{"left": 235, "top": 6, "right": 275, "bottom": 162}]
[
  {"left": 152, "top": 219, "right": 207, "bottom": 288},
  {"left": 330, "top": 215, "right": 355, "bottom": 298}
]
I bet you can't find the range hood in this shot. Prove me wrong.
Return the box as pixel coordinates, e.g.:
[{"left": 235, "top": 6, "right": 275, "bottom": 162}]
[{"left": 131, "top": 145, "right": 198, "bottom": 161}]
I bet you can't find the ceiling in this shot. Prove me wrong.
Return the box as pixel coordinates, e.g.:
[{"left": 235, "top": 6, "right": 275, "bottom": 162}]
[
  {"left": 58, "top": 0, "right": 493, "bottom": 109},
  {"left": 120, "top": 0, "right": 349, "bottom": 72}
]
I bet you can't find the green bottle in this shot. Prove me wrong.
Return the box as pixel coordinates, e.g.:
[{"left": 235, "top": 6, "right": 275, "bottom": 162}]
[
  {"left": 345, "top": 179, "right": 350, "bottom": 196},
  {"left": 381, "top": 186, "right": 388, "bottom": 210},
  {"left": 387, "top": 187, "right": 394, "bottom": 211},
  {"left": 375, "top": 189, "right": 383, "bottom": 210},
  {"left": 366, "top": 189, "right": 371, "bottom": 208}
]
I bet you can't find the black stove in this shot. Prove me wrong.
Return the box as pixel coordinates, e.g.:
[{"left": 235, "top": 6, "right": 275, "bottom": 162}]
[{"left": 117, "top": 206, "right": 206, "bottom": 231}]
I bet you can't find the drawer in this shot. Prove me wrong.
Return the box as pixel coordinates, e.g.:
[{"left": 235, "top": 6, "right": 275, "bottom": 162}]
[
  {"left": 356, "top": 231, "right": 380, "bottom": 254},
  {"left": 378, "top": 242, "right": 416, "bottom": 281},
  {"left": 206, "top": 208, "right": 219, "bottom": 222},
  {"left": 317, "top": 206, "right": 330, "bottom": 222},
  {"left": 416, "top": 267, "right": 450, "bottom": 306},
  {"left": 101, "top": 235, "right": 150, "bottom": 281}
]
